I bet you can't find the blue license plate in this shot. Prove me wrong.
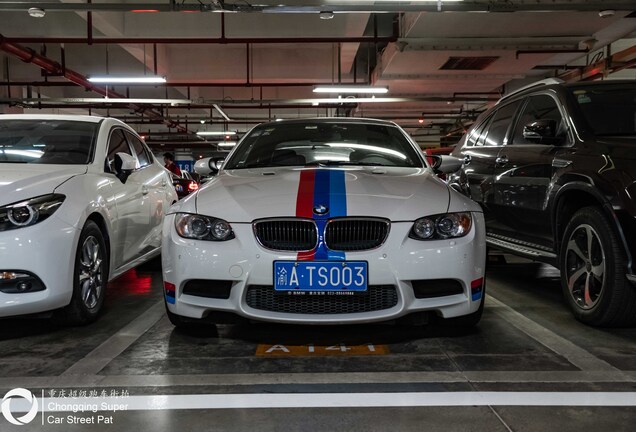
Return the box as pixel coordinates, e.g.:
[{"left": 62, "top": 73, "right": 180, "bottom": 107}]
[{"left": 274, "top": 261, "right": 367, "bottom": 292}]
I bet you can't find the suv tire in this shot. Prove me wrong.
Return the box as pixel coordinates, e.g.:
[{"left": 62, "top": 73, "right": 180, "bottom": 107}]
[{"left": 560, "top": 206, "right": 636, "bottom": 327}]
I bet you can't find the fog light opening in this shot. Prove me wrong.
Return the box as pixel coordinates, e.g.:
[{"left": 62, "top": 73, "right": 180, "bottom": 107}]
[{"left": 16, "top": 281, "right": 32, "bottom": 292}]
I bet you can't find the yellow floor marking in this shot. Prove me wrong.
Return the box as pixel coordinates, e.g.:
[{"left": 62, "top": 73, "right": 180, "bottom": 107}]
[{"left": 256, "top": 343, "right": 389, "bottom": 357}]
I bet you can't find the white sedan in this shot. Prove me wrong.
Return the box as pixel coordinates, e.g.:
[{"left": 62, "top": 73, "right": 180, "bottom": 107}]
[
  {"left": 0, "top": 114, "right": 177, "bottom": 324},
  {"left": 162, "top": 118, "right": 486, "bottom": 327}
]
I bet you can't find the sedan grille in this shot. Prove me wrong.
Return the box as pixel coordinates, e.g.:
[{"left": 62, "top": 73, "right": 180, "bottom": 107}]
[
  {"left": 254, "top": 219, "right": 317, "bottom": 251},
  {"left": 246, "top": 285, "right": 398, "bottom": 314},
  {"left": 325, "top": 218, "right": 390, "bottom": 251}
]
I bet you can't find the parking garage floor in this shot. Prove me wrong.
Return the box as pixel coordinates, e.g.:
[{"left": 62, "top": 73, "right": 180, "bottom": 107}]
[{"left": 1, "top": 256, "right": 636, "bottom": 431}]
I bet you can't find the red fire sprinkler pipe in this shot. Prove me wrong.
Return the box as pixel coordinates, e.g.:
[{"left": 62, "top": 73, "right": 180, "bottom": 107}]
[{"left": 0, "top": 34, "right": 189, "bottom": 133}]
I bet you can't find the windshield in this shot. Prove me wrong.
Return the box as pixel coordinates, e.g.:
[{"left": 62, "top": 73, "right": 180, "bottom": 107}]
[
  {"left": 0, "top": 120, "right": 98, "bottom": 164},
  {"left": 569, "top": 84, "right": 636, "bottom": 136},
  {"left": 224, "top": 122, "right": 424, "bottom": 170}
]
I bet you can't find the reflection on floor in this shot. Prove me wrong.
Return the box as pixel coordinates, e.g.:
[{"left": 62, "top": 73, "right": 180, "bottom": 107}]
[{"left": 1, "top": 257, "right": 635, "bottom": 431}]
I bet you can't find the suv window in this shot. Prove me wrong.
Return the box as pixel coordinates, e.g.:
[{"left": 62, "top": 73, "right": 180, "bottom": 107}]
[
  {"left": 106, "top": 129, "right": 132, "bottom": 173},
  {"left": 512, "top": 95, "right": 565, "bottom": 145},
  {"left": 125, "top": 130, "right": 152, "bottom": 168},
  {"left": 481, "top": 101, "right": 521, "bottom": 146},
  {"left": 569, "top": 84, "right": 636, "bottom": 136},
  {"left": 466, "top": 115, "right": 491, "bottom": 147}
]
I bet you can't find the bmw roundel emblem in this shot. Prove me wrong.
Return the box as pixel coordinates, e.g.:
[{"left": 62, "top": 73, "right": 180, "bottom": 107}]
[{"left": 313, "top": 204, "right": 328, "bottom": 215}]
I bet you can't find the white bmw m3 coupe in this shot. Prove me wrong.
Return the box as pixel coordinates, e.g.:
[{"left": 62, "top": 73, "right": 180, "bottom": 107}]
[
  {"left": 162, "top": 118, "right": 486, "bottom": 327},
  {"left": 0, "top": 115, "right": 177, "bottom": 324}
]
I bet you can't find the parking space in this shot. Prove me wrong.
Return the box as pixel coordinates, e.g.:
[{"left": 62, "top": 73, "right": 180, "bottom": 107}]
[{"left": 1, "top": 256, "right": 635, "bottom": 431}]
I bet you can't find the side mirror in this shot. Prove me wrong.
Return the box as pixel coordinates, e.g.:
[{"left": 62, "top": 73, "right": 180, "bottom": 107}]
[
  {"left": 194, "top": 157, "right": 224, "bottom": 176},
  {"left": 522, "top": 119, "right": 559, "bottom": 143},
  {"left": 114, "top": 152, "right": 136, "bottom": 183},
  {"left": 431, "top": 155, "right": 463, "bottom": 174}
]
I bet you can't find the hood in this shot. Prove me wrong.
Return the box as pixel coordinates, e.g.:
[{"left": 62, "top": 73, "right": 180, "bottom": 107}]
[
  {"left": 0, "top": 164, "right": 87, "bottom": 205},
  {"left": 195, "top": 166, "right": 451, "bottom": 222},
  {"left": 594, "top": 137, "right": 636, "bottom": 160}
]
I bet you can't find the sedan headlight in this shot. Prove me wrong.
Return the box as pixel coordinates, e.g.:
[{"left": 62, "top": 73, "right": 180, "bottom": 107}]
[
  {"left": 410, "top": 212, "right": 472, "bottom": 240},
  {"left": 0, "top": 194, "right": 65, "bottom": 231},
  {"left": 175, "top": 213, "right": 235, "bottom": 241}
]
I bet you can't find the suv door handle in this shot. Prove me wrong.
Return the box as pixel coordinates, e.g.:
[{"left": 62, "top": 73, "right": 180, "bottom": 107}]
[
  {"left": 463, "top": 154, "right": 472, "bottom": 165},
  {"left": 495, "top": 155, "right": 509, "bottom": 167}
]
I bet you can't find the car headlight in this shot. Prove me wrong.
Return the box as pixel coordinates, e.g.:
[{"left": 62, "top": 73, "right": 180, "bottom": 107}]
[
  {"left": 409, "top": 212, "right": 472, "bottom": 240},
  {"left": 0, "top": 194, "right": 65, "bottom": 231},
  {"left": 174, "top": 213, "right": 235, "bottom": 241}
]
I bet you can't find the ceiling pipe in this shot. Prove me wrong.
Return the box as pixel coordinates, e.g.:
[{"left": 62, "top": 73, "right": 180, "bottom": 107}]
[
  {"left": 0, "top": 2, "right": 633, "bottom": 13},
  {"left": 0, "top": 81, "right": 340, "bottom": 87},
  {"left": 515, "top": 48, "right": 589, "bottom": 59},
  {"left": 1, "top": 103, "right": 350, "bottom": 110},
  {"left": 1, "top": 36, "right": 399, "bottom": 45},
  {"left": 0, "top": 34, "right": 190, "bottom": 133}
]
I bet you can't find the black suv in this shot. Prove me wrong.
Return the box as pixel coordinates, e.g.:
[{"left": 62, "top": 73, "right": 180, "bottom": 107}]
[{"left": 450, "top": 78, "right": 636, "bottom": 326}]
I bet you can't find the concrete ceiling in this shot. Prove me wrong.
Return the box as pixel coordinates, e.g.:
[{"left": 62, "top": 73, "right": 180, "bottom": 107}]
[{"left": 1, "top": 0, "right": 636, "bottom": 151}]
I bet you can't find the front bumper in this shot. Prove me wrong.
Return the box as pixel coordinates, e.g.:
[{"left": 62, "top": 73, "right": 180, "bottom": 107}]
[
  {"left": 163, "top": 212, "right": 487, "bottom": 324},
  {"left": 0, "top": 216, "right": 79, "bottom": 317}
]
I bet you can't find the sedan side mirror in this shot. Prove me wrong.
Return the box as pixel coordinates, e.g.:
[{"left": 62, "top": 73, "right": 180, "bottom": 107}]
[
  {"left": 115, "top": 152, "right": 136, "bottom": 183},
  {"left": 431, "top": 155, "right": 463, "bottom": 174},
  {"left": 194, "top": 157, "right": 224, "bottom": 176}
]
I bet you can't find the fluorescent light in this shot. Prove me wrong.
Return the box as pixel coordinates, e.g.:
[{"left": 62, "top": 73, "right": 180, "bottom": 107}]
[
  {"left": 87, "top": 76, "right": 166, "bottom": 84},
  {"left": 218, "top": 142, "right": 237, "bottom": 147},
  {"left": 313, "top": 86, "right": 388, "bottom": 94},
  {"left": 213, "top": 104, "right": 232, "bottom": 122},
  {"left": 300, "top": 97, "right": 408, "bottom": 104},
  {"left": 23, "top": 97, "right": 190, "bottom": 105},
  {"left": 196, "top": 131, "right": 237, "bottom": 136}
]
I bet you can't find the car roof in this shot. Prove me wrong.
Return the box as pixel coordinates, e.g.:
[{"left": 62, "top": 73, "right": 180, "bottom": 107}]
[
  {"left": 498, "top": 78, "right": 636, "bottom": 105},
  {"left": 254, "top": 117, "right": 400, "bottom": 128},
  {"left": 0, "top": 114, "right": 105, "bottom": 123}
]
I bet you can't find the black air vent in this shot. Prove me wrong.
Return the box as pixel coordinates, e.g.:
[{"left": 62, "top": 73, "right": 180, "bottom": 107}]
[
  {"left": 325, "top": 218, "right": 389, "bottom": 251},
  {"left": 440, "top": 56, "right": 499, "bottom": 71},
  {"left": 246, "top": 285, "right": 398, "bottom": 314},
  {"left": 254, "top": 219, "right": 317, "bottom": 251}
]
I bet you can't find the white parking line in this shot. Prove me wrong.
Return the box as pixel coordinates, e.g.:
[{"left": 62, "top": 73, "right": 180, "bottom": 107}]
[
  {"left": 486, "top": 295, "right": 620, "bottom": 372},
  {"left": 61, "top": 301, "right": 165, "bottom": 376},
  {"left": 10, "top": 392, "right": 636, "bottom": 413}
]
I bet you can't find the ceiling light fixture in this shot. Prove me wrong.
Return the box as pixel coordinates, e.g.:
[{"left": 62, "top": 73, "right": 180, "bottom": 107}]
[
  {"left": 300, "top": 97, "right": 407, "bottom": 104},
  {"left": 218, "top": 142, "right": 237, "bottom": 147},
  {"left": 87, "top": 76, "right": 167, "bottom": 84},
  {"left": 23, "top": 97, "right": 190, "bottom": 105},
  {"left": 313, "top": 85, "right": 389, "bottom": 94},
  {"left": 196, "top": 131, "right": 237, "bottom": 136}
]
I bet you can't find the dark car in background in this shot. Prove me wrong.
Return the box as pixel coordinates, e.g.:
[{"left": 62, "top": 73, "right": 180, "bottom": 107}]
[
  {"left": 171, "top": 172, "right": 200, "bottom": 199},
  {"left": 450, "top": 78, "right": 636, "bottom": 327}
]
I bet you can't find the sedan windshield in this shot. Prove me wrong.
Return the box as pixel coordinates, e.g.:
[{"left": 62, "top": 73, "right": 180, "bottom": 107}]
[
  {"left": 0, "top": 120, "right": 98, "bottom": 164},
  {"left": 224, "top": 122, "right": 424, "bottom": 169},
  {"left": 569, "top": 84, "right": 636, "bottom": 137}
]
